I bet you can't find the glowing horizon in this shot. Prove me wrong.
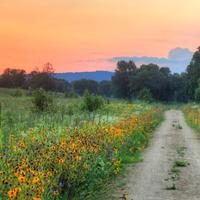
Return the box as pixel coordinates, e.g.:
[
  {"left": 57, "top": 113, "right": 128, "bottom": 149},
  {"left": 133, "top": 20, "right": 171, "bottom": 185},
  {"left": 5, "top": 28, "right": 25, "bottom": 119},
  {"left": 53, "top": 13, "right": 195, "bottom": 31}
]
[{"left": 0, "top": 0, "right": 200, "bottom": 73}]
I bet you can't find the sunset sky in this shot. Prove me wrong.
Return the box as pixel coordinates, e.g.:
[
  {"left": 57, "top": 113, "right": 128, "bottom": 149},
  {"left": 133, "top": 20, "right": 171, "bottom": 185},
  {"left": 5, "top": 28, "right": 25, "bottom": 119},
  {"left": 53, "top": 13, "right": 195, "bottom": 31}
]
[{"left": 0, "top": 0, "right": 200, "bottom": 73}]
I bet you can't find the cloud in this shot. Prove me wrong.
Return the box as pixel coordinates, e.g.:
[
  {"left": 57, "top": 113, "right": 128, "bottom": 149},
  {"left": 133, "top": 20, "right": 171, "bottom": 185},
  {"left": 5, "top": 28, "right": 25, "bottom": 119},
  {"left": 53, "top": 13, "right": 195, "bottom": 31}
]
[
  {"left": 110, "top": 47, "right": 193, "bottom": 73},
  {"left": 168, "top": 48, "right": 193, "bottom": 61}
]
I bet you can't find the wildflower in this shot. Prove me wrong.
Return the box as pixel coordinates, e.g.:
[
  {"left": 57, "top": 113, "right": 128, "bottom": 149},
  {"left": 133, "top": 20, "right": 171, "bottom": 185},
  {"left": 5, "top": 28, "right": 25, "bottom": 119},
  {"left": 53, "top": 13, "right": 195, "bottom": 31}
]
[
  {"left": 14, "top": 172, "right": 20, "bottom": 177},
  {"left": 51, "top": 146, "right": 56, "bottom": 151},
  {"left": 32, "top": 196, "right": 41, "bottom": 200},
  {"left": 18, "top": 175, "right": 26, "bottom": 183},
  {"left": 113, "top": 169, "right": 119, "bottom": 174},
  {"left": 75, "top": 155, "right": 82, "bottom": 161},
  {"left": 19, "top": 142, "right": 26, "bottom": 148},
  {"left": 113, "top": 161, "right": 120, "bottom": 166},
  {"left": 8, "top": 190, "right": 17, "bottom": 199},
  {"left": 60, "top": 141, "right": 67, "bottom": 149},
  {"left": 58, "top": 158, "right": 64, "bottom": 164},
  {"left": 14, "top": 187, "right": 22, "bottom": 193},
  {"left": 59, "top": 182, "right": 64, "bottom": 188},
  {"left": 53, "top": 190, "right": 59, "bottom": 196},
  {"left": 47, "top": 172, "right": 52, "bottom": 177},
  {"left": 32, "top": 177, "right": 40, "bottom": 184},
  {"left": 71, "top": 143, "right": 77, "bottom": 151},
  {"left": 2, "top": 179, "right": 8, "bottom": 185}
]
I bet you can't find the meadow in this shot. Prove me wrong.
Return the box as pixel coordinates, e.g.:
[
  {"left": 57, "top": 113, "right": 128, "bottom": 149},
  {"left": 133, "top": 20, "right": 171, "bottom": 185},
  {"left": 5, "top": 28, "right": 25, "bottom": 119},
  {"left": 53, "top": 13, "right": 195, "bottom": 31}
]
[{"left": 0, "top": 88, "right": 163, "bottom": 200}]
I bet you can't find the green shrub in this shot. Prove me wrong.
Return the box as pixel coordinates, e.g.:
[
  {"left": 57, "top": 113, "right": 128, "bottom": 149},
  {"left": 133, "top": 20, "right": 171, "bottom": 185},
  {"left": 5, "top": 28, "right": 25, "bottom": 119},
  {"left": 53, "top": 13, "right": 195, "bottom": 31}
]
[
  {"left": 32, "top": 88, "right": 54, "bottom": 112},
  {"left": 81, "top": 91, "right": 104, "bottom": 112},
  {"left": 138, "top": 88, "right": 153, "bottom": 102}
]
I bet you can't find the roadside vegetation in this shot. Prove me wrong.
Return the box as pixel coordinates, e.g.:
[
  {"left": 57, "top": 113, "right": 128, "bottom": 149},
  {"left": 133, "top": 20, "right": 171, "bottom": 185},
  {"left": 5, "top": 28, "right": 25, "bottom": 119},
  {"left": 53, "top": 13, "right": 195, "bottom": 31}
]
[
  {"left": 0, "top": 88, "right": 163, "bottom": 200},
  {"left": 183, "top": 104, "right": 200, "bottom": 133}
]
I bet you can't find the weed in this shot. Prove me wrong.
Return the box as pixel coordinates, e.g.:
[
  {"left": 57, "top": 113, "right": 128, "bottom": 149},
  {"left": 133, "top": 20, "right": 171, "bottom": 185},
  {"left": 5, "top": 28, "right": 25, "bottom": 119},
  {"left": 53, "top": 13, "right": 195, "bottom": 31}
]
[
  {"left": 176, "top": 146, "right": 186, "bottom": 157},
  {"left": 176, "top": 124, "right": 183, "bottom": 129},
  {"left": 174, "top": 160, "right": 189, "bottom": 167}
]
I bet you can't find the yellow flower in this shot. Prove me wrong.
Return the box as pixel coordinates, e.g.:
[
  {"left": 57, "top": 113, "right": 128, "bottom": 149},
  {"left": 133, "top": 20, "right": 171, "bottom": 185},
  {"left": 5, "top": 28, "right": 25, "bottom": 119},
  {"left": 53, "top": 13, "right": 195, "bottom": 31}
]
[
  {"left": 32, "top": 177, "right": 40, "bottom": 184},
  {"left": 8, "top": 190, "right": 17, "bottom": 199},
  {"left": 18, "top": 175, "right": 26, "bottom": 183},
  {"left": 113, "top": 161, "right": 120, "bottom": 166},
  {"left": 51, "top": 146, "right": 56, "bottom": 151},
  {"left": 47, "top": 172, "right": 52, "bottom": 177},
  {"left": 71, "top": 143, "right": 77, "bottom": 151},
  {"left": 14, "top": 187, "right": 22, "bottom": 193},
  {"left": 53, "top": 191, "right": 59, "bottom": 196},
  {"left": 58, "top": 158, "right": 64, "bottom": 164},
  {"left": 75, "top": 155, "right": 82, "bottom": 161},
  {"left": 113, "top": 169, "right": 119, "bottom": 174},
  {"left": 32, "top": 196, "right": 41, "bottom": 200}
]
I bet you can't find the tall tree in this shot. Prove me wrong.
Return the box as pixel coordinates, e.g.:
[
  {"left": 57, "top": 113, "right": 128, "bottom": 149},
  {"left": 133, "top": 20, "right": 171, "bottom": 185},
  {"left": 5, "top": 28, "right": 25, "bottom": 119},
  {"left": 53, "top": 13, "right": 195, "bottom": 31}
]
[
  {"left": 54, "top": 78, "right": 71, "bottom": 93},
  {"left": 130, "top": 64, "right": 174, "bottom": 102},
  {"left": 186, "top": 47, "right": 200, "bottom": 100},
  {"left": 73, "top": 79, "right": 99, "bottom": 95},
  {"left": 0, "top": 68, "right": 26, "bottom": 88},
  {"left": 28, "top": 63, "right": 55, "bottom": 91},
  {"left": 171, "top": 73, "right": 188, "bottom": 102},
  {"left": 112, "top": 61, "right": 137, "bottom": 99},
  {"left": 98, "top": 81, "right": 112, "bottom": 97}
]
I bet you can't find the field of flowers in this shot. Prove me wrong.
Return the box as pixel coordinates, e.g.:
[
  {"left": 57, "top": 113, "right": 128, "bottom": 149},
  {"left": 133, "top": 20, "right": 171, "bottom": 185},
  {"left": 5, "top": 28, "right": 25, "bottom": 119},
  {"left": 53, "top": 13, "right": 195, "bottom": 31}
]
[
  {"left": 0, "top": 90, "right": 163, "bottom": 200},
  {"left": 183, "top": 104, "right": 200, "bottom": 132}
]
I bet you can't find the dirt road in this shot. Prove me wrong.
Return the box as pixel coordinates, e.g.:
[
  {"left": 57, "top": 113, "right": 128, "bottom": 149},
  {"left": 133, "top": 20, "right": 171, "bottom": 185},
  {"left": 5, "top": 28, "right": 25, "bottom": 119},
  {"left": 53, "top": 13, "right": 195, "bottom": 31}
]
[{"left": 115, "top": 110, "right": 200, "bottom": 200}]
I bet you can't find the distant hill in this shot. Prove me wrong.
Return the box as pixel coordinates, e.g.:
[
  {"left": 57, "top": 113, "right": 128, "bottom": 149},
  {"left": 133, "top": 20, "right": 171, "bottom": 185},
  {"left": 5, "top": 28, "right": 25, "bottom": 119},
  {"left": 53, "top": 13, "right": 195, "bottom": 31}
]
[{"left": 54, "top": 71, "right": 114, "bottom": 82}]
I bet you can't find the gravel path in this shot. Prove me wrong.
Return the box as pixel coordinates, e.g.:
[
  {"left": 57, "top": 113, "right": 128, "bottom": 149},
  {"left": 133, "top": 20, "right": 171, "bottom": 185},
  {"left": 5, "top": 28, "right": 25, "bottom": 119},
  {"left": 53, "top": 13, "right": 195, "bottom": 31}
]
[{"left": 115, "top": 110, "right": 200, "bottom": 200}]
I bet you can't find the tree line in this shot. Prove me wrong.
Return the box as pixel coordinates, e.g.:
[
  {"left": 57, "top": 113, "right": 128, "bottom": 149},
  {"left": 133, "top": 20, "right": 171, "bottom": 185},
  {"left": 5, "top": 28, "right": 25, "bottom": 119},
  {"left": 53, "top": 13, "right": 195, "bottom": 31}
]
[
  {"left": 1, "top": 47, "right": 200, "bottom": 102},
  {"left": 112, "top": 47, "right": 200, "bottom": 102},
  {"left": 0, "top": 62, "right": 112, "bottom": 97}
]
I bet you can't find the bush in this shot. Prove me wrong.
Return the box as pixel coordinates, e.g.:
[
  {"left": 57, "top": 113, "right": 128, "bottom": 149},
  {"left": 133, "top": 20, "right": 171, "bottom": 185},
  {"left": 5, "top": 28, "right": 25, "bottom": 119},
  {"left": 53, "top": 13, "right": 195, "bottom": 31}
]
[
  {"left": 81, "top": 91, "right": 104, "bottom": 112},
  {"left": 32, "top": 88, "right": 54, "bottom": 112},
  {"left": 138, "top": 88, "right": 153, "bottom": 102}
]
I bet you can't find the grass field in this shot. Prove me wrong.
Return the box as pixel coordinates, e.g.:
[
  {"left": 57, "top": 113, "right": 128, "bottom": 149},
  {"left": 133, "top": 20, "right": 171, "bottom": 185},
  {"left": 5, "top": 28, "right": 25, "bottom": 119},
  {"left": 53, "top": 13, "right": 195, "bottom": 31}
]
[{"left": 0, "top": 88, "right": 163, "bottom": 200}]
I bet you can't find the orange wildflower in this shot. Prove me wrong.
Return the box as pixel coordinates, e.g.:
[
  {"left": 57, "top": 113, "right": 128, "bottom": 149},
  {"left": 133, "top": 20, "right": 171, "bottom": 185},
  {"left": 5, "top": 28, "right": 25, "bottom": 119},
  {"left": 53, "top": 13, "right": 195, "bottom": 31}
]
[
  {"left": 8, "top": 190, "right": 17, "bottom": 199},
  {"left": 32, "top": 196, "right": 41, "bottom": 200},
  {"left": 75, "top": 155, "right": 82, "bottom": 161},
  {"left": 71, "top": 143, "right": 77, "bottom": 151},
  {"left": 14, "top": 187, "right": 22, "bottom": 193},
  {"left": 113, "top": 169, "right": 119, "bottom": 174},
  {"left": 32, "top": 177, "right": 40, "bottom": 184},
  {"left": 18, "top": 175, "right": 26, "bottom": 183},
  {"left": 58, "top": 158, "right": 64, "bottom": 164}
]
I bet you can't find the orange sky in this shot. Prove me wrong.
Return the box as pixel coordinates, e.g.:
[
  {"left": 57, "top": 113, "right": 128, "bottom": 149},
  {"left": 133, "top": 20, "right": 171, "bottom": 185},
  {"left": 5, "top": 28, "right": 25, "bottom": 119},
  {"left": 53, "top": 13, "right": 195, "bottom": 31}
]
[{"left": 0, "top": 0, "right": 200, "bottom": 73}]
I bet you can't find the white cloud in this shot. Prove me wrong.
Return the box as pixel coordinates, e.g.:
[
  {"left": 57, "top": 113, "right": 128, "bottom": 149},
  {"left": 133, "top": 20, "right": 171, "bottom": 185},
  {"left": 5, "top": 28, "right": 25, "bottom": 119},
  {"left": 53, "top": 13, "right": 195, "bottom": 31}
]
[{"left": 110, "top": 47, "right": 193, "bottom": 73}]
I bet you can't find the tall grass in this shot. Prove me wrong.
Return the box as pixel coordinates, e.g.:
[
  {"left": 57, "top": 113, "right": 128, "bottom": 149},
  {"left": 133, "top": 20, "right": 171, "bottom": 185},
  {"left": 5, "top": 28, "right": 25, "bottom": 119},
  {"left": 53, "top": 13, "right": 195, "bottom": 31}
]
[{"left": 0, "top": 88, "right": 163, "bottom": 199}]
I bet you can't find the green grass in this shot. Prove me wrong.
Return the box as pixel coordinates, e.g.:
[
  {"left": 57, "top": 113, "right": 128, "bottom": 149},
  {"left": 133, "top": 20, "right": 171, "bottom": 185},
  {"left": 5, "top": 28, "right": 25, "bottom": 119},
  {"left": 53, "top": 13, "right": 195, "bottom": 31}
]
[
  {"left": 174, "top": 160, "right": 189, "bottom": 167},
  {"left": 0, "top": 88, "right": 164, "bottom": 200}
]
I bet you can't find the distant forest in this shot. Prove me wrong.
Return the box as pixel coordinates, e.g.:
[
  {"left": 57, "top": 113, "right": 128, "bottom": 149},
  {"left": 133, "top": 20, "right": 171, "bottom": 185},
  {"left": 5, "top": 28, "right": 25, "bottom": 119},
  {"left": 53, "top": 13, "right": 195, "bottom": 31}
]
[{"left": 1, "top": 47, "right": 200, "bottom": 103}]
